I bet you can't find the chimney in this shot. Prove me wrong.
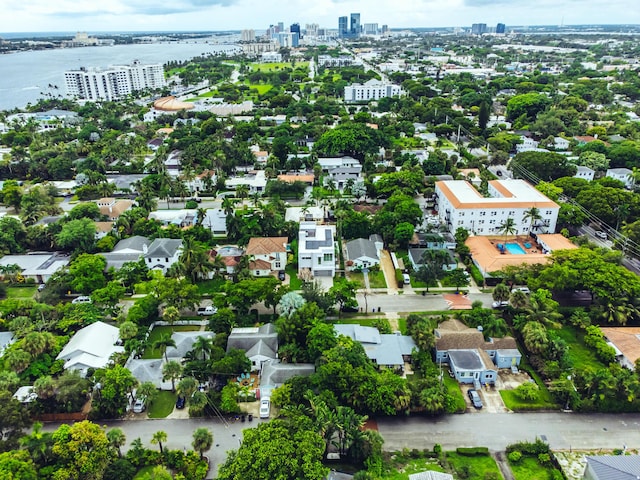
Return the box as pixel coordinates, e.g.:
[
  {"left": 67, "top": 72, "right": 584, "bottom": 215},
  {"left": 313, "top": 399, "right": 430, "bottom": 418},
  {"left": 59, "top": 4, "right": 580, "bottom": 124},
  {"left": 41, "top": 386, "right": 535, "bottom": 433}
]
[{"left": 142, "top": 243, "right": 148, "bottom": 254}]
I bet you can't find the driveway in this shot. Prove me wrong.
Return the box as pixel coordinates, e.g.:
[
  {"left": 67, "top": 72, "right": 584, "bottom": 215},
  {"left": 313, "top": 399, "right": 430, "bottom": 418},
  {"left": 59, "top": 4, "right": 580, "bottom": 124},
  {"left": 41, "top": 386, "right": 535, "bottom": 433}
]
[{"left": 378, "top": 249, "right": 398, "bottom": 294}]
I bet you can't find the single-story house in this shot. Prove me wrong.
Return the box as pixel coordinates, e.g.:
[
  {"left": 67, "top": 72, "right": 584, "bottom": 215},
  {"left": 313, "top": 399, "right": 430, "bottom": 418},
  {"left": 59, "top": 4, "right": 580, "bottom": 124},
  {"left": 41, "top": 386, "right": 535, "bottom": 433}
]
[
  {"left": 584, "top": 455, "right": 640, "bottom": 480},
  {"left": 435, "top": 319, "right": 521, "bottom": 385},
  {"left": 334, "top": 324, "right": 416, "bottom": 370},
  {"left": 409, "top": 232, "right": 456, "bottom": 250},
  {"left": 101, "top": 235, "right": 150, "bottom": 270},
  {"left": 259, "top": 359, "right": 315, "bottom": 398},
  {"left": 575, "top": 166, "right": 595, "bottom": 181},
  {"left": 0, "top": 252, "right": 70, "bottom": 283},
  {"left": 345, "top": 238, "right": 380, "bottom": 271},
  {"left": 285, "top": 206, "right": 324, "bottom": 223},
  {"left": 166, "top": 332, "right": 215, "bottom": 360},
  {"left": 600, "top": 327, "right": 640, "bottom": 370},
  {"left": 408, "top": 248, "right": 457, "bottom": 272},
  {"left": 149, "top": 210, "right": 196, "bottom": 228},
  {"left": 227, "top": 324, "right": 278, "bottom": 372},
  {"left": 125, "top": 358, "right": 171, "bottom": 390},
  {"left": 56, "top": 321, "right": 124, "bottom": 377},
  {"left": 606, "top": 168, "right": 635, "bottom": 189},
  {"left": 202, "top": 209, "right": 228, "bottom": 236}
]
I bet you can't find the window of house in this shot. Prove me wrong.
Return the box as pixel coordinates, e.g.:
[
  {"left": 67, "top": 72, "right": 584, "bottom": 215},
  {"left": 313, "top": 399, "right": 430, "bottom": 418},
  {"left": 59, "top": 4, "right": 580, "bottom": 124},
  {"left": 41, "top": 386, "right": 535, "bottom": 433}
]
[
  {"left": 275, "top": 262, "right": 281, "bottom": 269},
  {"left": 479, "top": 220, "right": 484, "bottom": 224},
  {"left": 165, "top": 258, "right": 169, "bottom": 262},
  {"left": 489, "top": 219, "right": 496, "bottom": 224},
  {"left": 318, "top": 257, "right": 322, "bottom": 265},
  {"left": 323, "top": 253, "right": 333, "bottom": 262},
  {"left": 459, "top": 212, "right": 464, "bottom": 217},
  {"left": 508, "top": 211, "right": 515, "bottom": 216},
  {"left": 491, "top": 211, "right": 497, "bottom": 216},
  {"left": 546, "top": 210, "right": 552, "bottom": 215},
  {"left": 458, "top": 220, "right": 463, "bottom": 225}
]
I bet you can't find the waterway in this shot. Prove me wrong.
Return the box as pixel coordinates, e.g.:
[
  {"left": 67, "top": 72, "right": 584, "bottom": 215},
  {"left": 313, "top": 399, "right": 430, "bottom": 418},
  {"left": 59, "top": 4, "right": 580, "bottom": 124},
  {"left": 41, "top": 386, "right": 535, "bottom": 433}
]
[{"left": 0, "top": 41, "right": 237, "bottom": 111}]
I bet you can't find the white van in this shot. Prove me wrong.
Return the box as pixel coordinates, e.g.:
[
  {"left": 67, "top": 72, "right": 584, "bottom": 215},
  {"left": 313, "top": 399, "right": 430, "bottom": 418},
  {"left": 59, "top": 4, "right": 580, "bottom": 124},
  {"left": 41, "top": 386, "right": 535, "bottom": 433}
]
[
  {"left": 72, "top": 296, "right": 92, "bottom": 304},
  {"left": 403, "top": 273, "right": 411, "bottom": 285}
]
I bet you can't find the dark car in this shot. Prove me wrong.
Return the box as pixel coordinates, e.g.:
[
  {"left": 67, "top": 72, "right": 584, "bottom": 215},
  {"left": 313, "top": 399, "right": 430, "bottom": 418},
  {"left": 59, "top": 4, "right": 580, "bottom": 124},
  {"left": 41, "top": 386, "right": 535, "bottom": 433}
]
[
  {"left": 278, "top": 271, "right": 285, "bottom": 281},
  {"left": 175, "top": 395, "right": 186, "bottom": 409},
  {"left": 340, "top": 305, "right": 359, "bottom": 313},
  {"left": 467, "top": 389, "right": 483, "bottom": 409}
]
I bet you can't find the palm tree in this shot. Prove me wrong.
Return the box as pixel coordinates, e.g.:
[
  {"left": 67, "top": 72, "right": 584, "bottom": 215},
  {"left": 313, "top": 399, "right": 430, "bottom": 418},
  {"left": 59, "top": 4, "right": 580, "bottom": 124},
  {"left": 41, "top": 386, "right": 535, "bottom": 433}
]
[
  {"left": 492, "top": 283, "right": 511, "bottom": 303},
  {"left": 151, "top": 430, "right": 167, "bottom": 454},
  {"left": 523, "top": 207, "right": 543, "bottom": 233},
  {"left": 162, "top": 306, "right": 180, "bottom": 325},
  {"left": 107, "top": 428, "right": 126, "bottom": 458},
  {"left": 20, "top": 422, "right": 53, "bottom": 466},
  {"left": 189, "top": 390, "right": 208, "bottom": 415},
  {"left": 235, "top": 184, "right": 249, "bottom": 200},
  {"left": 192, "top": 428, "right": 213, "bottom": 460},
  {"left": 498, "top": 217, "right": 517, "bottom": 244},
  {"left": 191, "top": 336, "right": 213, "bottom": 361},
  {"left": 221, "top": 196, "right": 237, "bottom": 217},
  {"left": 178, "top": 376, "right": 199, "bottom": 400},
  {"left": 4, "top": 348, "right": 31, "bottom": 373},
  {"left": 153, "top": 333, "right": 177, "bottom": 362},
  {"left": 521, "top": 322, "right": 549, "bottom": 354},
  {"left": 137, "top": 381, "right": 158, "bottom": 409},
  {"left": 162, "top": 360, "right": 183, "bottom": 392},
  {"left": 196, "top": 208, "right": 207, "bottom": 226}
]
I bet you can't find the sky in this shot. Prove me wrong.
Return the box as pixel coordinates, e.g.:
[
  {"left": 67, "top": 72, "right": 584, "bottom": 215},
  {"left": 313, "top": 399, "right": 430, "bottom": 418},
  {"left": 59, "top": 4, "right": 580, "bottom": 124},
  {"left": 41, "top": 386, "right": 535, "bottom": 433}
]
[{"left": 3, "top": 0, "right": 639, "bottom": 33}]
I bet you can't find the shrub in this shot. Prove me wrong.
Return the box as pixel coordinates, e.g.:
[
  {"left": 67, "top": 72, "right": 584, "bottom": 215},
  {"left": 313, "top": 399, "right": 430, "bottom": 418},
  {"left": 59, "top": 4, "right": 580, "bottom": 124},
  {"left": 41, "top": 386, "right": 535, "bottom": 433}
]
[
  {"left": 456, "top": 447, "right": 489, "bottom": 456},
  {"left": 538, "top": 453, "right": 551, "bottom": 466},
  {"left": 185, "top": 200, "right": 198, "bottom": 209},
  {"left": 395, "top": 269, "right": 404, "bottom": 288},
  {"left": 508, "top": 451, "right": 522, "bottom": 463},
  {"left": 433, "top": 443, "right": 442, "bottom": 454},
  {"left": 506, "top": 439, "right": 550, "bottom": 455}
]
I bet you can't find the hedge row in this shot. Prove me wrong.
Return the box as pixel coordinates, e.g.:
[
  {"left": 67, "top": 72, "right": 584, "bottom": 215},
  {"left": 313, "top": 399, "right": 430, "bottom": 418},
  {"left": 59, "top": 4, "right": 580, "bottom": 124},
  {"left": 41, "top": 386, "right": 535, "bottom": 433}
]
[{"left": 455, "top": 447, "right": 489, "bottom": 456}]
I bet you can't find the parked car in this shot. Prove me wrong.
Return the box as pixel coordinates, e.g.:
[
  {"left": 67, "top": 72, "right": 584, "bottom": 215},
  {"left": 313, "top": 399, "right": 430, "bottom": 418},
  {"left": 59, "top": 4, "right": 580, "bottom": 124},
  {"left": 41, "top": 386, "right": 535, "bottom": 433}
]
[
  {"left": 133, "top": 398, "right": 146, "bottom": 413},
  {"left": 402, "top": 273, "right": 411, "bottom": 285},
  {"left": 37, "top": 283, "right": 46, "bottom": 292},
  {"left": 595, "top": 231, "right": 607, "bottom": 240},
  {"left": 72, "top": 296, "right": 92, "bottom": 304},
  {"left": 175, "top": 395, "right": 186, "bottom": 409},
  {"left": 278, "top": 271, "right": 286, "bottom": 281},
  {"left": 340, "top": 305, "right": 359, "bottom": 313},
  {"left": 259, "top": 398, "right": 271, "bottom": 419},
  {"left": 491, "top": 300, "right": 509, "bottom": 309},
  {"left": 467, "top": 389, "right": 483, "bottom": 409},
  {"left": 197, "top": 306, "right": 218, "bottom": 316},
  {"left": 511, "top": 286, "right": 530, "bottom": 294}
]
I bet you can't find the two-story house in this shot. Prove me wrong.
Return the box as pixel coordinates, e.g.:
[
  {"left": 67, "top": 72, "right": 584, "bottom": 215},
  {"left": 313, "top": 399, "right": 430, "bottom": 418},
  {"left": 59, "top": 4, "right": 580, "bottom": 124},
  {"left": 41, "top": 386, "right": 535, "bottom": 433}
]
[
  {"left": 143, "top": 238, "right": 183, "bottom": 274},
  {"left": 96, "top": 197, "right": 134, "bottom": 221},
  {"left": 298, "top": 221, "right": 336, "bottom": 278},
  {"left": 245, "top": 237, "right": 288, "bottom": 277}
]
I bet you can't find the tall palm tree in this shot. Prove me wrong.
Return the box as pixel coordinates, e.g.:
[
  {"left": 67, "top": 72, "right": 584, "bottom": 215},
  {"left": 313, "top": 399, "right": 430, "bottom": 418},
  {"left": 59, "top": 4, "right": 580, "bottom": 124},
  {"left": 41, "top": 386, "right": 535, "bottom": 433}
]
[
  {"left": 235, "top": 184, "right": 249, "bottom": 200},
  {"left": 196, "top": 208, "right": 207, "bottom": 227},
  {"left": 221, "top": 196, "right": 237, "bottom": 217},
  {"left": 153, "top": 333, "right": 177, "bottom": 362},
  {"left": 151, "top": 431, "right": 167, "bottom": 454},
  {"left": 137, "top": 381, "right": 158, "bottom": 409},
  {"left": 523, "top": 207, "right": 543, "bottom": 233},
  {"left": 162, "top": 360, "right": 183, "bottom": 392},
  {"left": 493, "top": 283, "right": 511, "bottom": 303},
  {"left": 177, "top": 376, "right": 198, "bottom": 399},
  {"left": 107, "top": 428, "right": 126, "bottom": 458},
  {"left": 191, "top": 336, "right": 213, "bottom": 361},
  {"left": 192, "top": 428, "right": 213, "bottom": 460},
  {"left": 498, "top": 217, "right": 517, "bottom": 244}
]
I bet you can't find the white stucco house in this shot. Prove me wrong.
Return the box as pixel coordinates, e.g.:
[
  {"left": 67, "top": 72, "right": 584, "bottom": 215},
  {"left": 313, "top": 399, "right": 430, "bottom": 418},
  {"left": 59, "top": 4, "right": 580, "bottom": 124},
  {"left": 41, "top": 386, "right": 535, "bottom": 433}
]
[
  {"left": 143, "top": 238, "right": 183, "bottom": 274},
  {"left": 606, "top": 168, "right": 635, "bottom": 189},
  {"left": 298, "top": 221, "right": 336, "bottom": 278},
  {"left": 56, "top": 321, "right": 124, "bottom": 376}
]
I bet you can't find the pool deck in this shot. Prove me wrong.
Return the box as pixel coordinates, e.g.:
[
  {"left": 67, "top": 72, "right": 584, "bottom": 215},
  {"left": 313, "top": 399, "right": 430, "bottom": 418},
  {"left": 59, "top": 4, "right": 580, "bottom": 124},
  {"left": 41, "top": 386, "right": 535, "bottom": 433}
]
[{"left": 465, "top": 236, "right": 552, "bottom": 274}]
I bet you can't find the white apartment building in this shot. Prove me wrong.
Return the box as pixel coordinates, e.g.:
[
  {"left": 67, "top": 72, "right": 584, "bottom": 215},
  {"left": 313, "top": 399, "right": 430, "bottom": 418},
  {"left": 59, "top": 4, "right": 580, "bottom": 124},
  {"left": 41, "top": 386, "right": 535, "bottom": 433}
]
[
  {"left": 606, "top": 168, "right": 635, "bottom": 189},
  {"left": 65, "top": 60, "right": 165, "bottom": 101},
  {"left": 434, "top": 180, "right": 559, "bottom": 236},
  {"left": 344, "top": 79, "right": 404, "bottom": 103},
  {"left": 298, "top": 222, "right": 336, "bottom": 278},
  {"left": 574, "top": 166, "right": 595, "bottom": 181}
]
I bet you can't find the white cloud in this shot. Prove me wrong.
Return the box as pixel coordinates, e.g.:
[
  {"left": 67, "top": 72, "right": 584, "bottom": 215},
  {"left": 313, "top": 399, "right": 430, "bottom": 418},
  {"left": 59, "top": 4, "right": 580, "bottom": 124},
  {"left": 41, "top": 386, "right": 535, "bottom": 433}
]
[{"left": 1, "top": 0, "right": 638, "bottom": 32}]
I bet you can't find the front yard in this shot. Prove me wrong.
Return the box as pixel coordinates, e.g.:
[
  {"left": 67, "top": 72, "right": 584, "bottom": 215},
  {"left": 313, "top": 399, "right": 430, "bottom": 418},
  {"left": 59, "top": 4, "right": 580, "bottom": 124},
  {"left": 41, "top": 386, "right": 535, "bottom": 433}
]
[{"left": 348, "top": 270, "right": 387, "bottom": 289}]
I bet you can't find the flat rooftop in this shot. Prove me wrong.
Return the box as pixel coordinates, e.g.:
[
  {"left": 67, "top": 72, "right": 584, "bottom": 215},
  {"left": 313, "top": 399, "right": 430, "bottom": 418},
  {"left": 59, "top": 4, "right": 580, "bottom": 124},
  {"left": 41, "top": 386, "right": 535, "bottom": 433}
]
[{"left": 436, "top": 180, "right": 559, "bottom": 210}]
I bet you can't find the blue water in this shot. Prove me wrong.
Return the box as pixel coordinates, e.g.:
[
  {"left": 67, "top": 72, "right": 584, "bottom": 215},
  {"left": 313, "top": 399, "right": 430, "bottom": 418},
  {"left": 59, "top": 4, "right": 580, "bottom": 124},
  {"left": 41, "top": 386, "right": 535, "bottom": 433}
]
[{"left": 505, "top": 243, "right": 526, "bottom": 255}]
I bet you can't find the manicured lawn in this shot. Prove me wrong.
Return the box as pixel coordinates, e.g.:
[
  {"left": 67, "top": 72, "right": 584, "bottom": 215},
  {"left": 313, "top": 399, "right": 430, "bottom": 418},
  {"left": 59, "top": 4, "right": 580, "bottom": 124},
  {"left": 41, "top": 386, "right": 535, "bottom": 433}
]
[
  {"left": 510, "top": 456, "right": 561, "bottom": 480},
  {"left": 247, "top": 84, "right": 273, "bottom": 95},
  {"left": 552, "top": 325, "right": 605, "bottom": 370},
  {"left": 196, "top": 277, "right": 227, "bottom": 295},
  {"left": 348, "top": 270, "right": 387, "bottom": 289},
  {"left": 5, "top": 286, "right": 37, "bottom": 299},
  {"left": 251, "top": 62, "right": 290, "bottom": 71},
  {"left": 500, "top": 389, "right": 557, "bottom": 411},
  {"left": 443, "top": 374, "right": 467, "bottom": 413},
  {"left": 142, "top": 325, "right": 201, "bottom": 359},
  {"left": 446, "top": 452, "right": 504, "bottom": 480},
  {"left": 380, "top": 452, "right": 446, "bottom": 479},
  {"left": 147, "top": 391, "right": 177, "bottom": 419},
  {"left": 285, "top": 265, "right": 302, "bottom": 290},
  {"left": 397, "top": 317, "right": 407, "bottom": 334}
]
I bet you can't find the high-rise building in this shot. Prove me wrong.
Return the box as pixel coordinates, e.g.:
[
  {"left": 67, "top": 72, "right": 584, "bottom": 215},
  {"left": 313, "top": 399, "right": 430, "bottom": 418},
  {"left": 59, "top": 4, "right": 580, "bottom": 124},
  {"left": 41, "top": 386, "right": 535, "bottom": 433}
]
[
  {"left": 305, "top": 23, "right": 319, "bottom": 37},
  {"left": 496, "top": 23, "right": 506, "bottom": 34},
  {"left": 350, "top": 13, "right": 361, "bottom": 36},
  {"left": 381, "top": 24, "right": 389, "bottom": 35},
  {"left": 471, "top": 23, "right": 487, "bottom": 35},
  {"left": 65, "top": 60, "right": 165, "bottom": 101},
  {"left": 290, "top": 23, "right": 301, "bottom": 39},
  {"left": 338, "top": 16, "right": 348, "bottom": 37},
  {"left": 363, "top": 23, "right": 378, "bottom": 35},
  {"left": 278, "top": 22, "right": 284, "bottom": 33},
  {"left": 241, "top": 29, "right": 256, "bottom": 42}
]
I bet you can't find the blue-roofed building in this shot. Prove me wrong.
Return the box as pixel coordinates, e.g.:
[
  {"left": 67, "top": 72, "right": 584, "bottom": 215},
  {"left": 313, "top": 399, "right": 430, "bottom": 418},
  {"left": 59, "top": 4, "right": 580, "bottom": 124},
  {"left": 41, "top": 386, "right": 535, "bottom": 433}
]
[{"left": 334, "top": 324, "right": 416, "bottom": 371}]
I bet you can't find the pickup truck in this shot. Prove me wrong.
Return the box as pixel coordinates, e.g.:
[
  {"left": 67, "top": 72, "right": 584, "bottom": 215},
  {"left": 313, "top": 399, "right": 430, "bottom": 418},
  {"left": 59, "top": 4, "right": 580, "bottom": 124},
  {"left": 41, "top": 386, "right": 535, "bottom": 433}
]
[{"left": 197, "top": 306, "right": 218, "bottom": 316}]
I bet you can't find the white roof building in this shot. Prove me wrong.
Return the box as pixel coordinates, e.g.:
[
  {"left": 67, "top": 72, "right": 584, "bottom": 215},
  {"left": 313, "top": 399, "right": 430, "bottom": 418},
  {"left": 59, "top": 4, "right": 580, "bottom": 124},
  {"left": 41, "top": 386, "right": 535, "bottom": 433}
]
[
  {"left": 225, "top": 170, "right": 267, "bottom": 194},
  {"left": 298, "top": 221, "right": 336, "bottom": 278},
  {"left": 0, "top": 253, "right": 70, "bottom": 283},
  {"left": 574, "top": 165, "right": 595, "bottom": 181},
  {"left": 56, "top": 321, "right": 124, "bottom": 376},
  {"left": 435, "top": 180, "right": 559, "bottom": 235},
  {"left": 606, "top": 168, "right": 635, "bottom": 189},
  {"left": 344, "top": 79, "right": 404, "bottom": 103}
]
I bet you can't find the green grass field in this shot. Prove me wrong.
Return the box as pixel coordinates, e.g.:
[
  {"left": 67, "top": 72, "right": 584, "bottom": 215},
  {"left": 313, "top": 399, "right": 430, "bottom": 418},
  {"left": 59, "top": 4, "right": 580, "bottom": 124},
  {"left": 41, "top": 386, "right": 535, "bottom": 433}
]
[
  {"left": 147, "top": 391, "right": 177, "bottom": 419},
  {"left": 510, "top": 456, "right": 561, "bottom": 480},
  {"left": 348, "top": 270, "right": 387, "bottom": 289},
  {"left": 445, "top": 452, "right": 504, "bottom": 480},
  {"left": 500, "top": 389, "right": 556, "bottom": 411},
  {"left": 5, "top": 286, "right": 37, "bottom": 299},
  {"left": 285, "top": 265, "right": 302, "bottom": 290},
  {"left": 142, "top": 325, "right": 201, "bottom": 359},
  {"left": 380, "top": 453, "right": 446, "bottom": 479},
  {"left": 443, "top": 374, "right": 467, "bottom": 413},
  {"left": 552, "top": 325, "right": 605, "bottom": 370},
  {"left": 247, "top": 84, "right": 273, "bottom": 95}
]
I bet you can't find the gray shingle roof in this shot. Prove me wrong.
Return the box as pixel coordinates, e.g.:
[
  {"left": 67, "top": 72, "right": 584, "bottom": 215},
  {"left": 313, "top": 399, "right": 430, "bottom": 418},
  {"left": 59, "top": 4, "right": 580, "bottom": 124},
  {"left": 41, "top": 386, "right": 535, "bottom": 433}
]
[
  {"left": 346, "top": 238, "right": 378, "bottom": 261},
  {"left": 113, "top": 236, "right": 149, "bottom": 253},
  {"left": 586, "top": 455, "right": 640, "bottom": 480},
  {"left": 144, "top": 238, "right": 183, "bottom": 258},
  {"left": 166, "top": 332, "right": 214, "bottom": 359},
  {"left": 227, "top": 324, "right": 278, "bottom": 354}
]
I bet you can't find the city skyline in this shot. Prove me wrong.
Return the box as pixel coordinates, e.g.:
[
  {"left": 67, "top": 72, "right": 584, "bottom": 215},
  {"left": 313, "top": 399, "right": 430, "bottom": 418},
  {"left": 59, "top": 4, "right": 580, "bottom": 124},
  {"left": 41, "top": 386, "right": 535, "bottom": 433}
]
[{"left": 4, "top": 0, "right": 639, "bottom": 34}]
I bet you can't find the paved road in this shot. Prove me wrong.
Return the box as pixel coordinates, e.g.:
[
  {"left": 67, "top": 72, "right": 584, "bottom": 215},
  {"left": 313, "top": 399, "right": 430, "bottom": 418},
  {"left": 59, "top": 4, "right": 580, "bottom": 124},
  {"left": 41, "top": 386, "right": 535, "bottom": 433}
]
[
  {"left": 354, "top": 292, "right": 494, "bottom": 314},
  {"left": 377, "top": 413, "right": 640, "bottom": 452}
]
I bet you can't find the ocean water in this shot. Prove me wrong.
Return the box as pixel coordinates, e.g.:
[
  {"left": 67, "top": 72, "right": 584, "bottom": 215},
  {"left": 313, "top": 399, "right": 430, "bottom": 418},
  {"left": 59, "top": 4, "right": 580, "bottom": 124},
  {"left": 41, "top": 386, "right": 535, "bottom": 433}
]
[{"left": 0, "top": 41, "right": 237, "bottom": 111}]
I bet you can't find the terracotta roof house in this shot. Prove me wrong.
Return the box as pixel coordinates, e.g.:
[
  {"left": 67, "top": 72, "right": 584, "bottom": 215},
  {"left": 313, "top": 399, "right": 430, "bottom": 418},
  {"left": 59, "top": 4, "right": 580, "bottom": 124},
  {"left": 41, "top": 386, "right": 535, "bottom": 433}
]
[
  {"left": 600, "top": 327, "right": 640, "bottom": 370},
  {"left": 277, "top": 174, "right": 315, "bottom": 186},
  {"left": 96, "top": 197, "right": 134, "bottom": 221},
  {"left": 435, "top": 319, "right": 521, "bottom": 386},
  {"left": 246, "top": 237, "right": 288, "bottom": 277}
]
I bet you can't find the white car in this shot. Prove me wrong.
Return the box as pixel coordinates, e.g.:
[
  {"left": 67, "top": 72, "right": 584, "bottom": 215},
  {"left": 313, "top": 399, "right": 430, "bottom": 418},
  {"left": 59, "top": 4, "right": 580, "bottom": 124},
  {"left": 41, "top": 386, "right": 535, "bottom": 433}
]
[
  {"left": 72, "top": 296, "right": 92, "bottom": 304},
  {"left": 259, "top": 398, "right": 271, "bottom": 419},
  {"left": 595, "top": 231, "right": 607, "bottom": 240},
  {"left": 492, "top": 300, "right": 509, "bottom": 309},
  {"left": 132, "top": 398, "right": 146, "bottom": 413},
  {"left": 511, "top": 286, "right": 530, "bottom": 294}
]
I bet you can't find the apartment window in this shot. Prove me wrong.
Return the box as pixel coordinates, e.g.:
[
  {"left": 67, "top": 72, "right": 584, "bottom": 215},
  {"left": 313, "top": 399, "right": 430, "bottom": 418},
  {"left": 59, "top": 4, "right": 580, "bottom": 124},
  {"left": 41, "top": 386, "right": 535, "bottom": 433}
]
[
  {"left": 165, "top": 258, "right": 169, "bottom": 263},
  {"left": 459, "top": 212, "right": 465, "bottom": 217},
  {"left": 546, "top": 210, "right": 552, "bottom": 215},
  {"left": 479, "top": 211, "right": 486, "bottom": 216},
  {"left": 323, "top": 253, "right": 333, "bottom": 262},
  {"left": 489, "top": 219, "right": 496, "bottom": 225},
  {"left": 508, "top": 211, "right": 515, "bottom": 216},
  {"left": 275, "top": 262, "right": 281, "bottom": 269},
  {"left": 478, "top": 220, "right": 485, "bottom": 224},
  {"left": 491, "top": 211, "right": 497, "bottom": 216},
  {"left": 458, "top": 220, "right": 464, "bottom": 225},
  {"left": 318, "top": 257, "right": 322, "bottom": 265}
]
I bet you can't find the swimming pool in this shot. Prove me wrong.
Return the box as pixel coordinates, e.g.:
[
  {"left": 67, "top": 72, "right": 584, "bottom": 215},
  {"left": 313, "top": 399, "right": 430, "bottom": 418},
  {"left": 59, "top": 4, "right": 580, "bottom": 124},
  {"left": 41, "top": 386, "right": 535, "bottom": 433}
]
[{"left": 504, "top": 243, "right": 526, "bottom": 255}]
